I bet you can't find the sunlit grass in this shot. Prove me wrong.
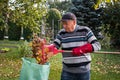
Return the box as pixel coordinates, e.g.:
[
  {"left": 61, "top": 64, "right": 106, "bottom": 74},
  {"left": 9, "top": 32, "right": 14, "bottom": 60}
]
[{"left": 91, "top": 54, "right": 120, "bottom": 80}]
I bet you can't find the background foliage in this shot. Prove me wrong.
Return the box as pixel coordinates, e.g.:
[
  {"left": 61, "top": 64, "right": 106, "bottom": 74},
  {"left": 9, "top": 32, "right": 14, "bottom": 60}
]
[
  {"left": 8, "top": 0, "right": 47, "bottom": 33},
  {"left": 69, "top": 0, "right": 103, "bottom": 39},
  {"left": 0, "top": 28, "right": 5, "bottom": 40},
  {"left": 23, "top": 27, "right": 33, "bottom": 41},
  {"left": 0, "top": 0, "right": 8, "bottom": 40},
  {"left": 102, "top": 2, "right": 120, "bottom": 48},
  {"left": 8, "top": 21, "right": 21, "bottom": 41},
  {"left": 46, "top": 8, "right": 61, "bottom": 38},
  {"left": 48, "top": 0, "right": 72, "bottom": 14}
]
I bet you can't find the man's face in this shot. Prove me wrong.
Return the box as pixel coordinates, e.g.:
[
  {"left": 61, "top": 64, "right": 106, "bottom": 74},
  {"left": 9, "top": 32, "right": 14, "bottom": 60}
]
[{"left": 61, "top": 20, "right": 76, "bottom": 32}]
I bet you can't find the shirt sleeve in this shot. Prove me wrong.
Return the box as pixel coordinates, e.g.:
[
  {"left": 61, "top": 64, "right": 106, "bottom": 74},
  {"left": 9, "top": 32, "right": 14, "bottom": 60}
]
[
  {"left": 86, "top": 28, "right": 101, "bottom": 51},
  {"left": 53, "top": 34, "right": 62, "bottom": 49}
]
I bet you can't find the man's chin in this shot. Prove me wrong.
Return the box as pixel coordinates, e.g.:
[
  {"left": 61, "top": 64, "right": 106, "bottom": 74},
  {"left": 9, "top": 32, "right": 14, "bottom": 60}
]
[{"left": 66, "top": 30, "right": 74, "bottom": 32}]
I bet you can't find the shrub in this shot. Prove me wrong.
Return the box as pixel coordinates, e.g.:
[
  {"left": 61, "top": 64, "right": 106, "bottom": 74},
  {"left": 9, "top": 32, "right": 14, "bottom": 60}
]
[
  {"left": 99, "top": 26, "right": 111, "bottom": 50},
  {"left": 18, "top": 40, "right": 32, "bottom": 57}
]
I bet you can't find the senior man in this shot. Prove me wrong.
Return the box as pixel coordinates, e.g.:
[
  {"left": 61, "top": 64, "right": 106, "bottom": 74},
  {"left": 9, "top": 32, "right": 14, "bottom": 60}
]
[{"left": 49, "top": 12, "right": 101, "bottom": 80}]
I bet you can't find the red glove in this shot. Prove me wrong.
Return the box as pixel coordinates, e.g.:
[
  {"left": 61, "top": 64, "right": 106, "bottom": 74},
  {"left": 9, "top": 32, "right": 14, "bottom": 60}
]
[
  {"left": 45, "top": 44, "right": 63, "bottom": 55},
  {"left": 72, "top": 43, "right": 93, "bottom": 56}
]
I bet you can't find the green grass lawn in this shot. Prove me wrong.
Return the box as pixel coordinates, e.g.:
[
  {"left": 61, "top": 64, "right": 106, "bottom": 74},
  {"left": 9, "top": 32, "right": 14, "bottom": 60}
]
[{"left": 0, "top": 40, "right": 120, "bottom": 80}]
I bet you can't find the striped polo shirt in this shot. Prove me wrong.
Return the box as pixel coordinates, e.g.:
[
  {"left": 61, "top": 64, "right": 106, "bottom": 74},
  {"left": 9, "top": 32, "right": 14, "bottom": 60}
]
[{"left": 54, "top": 25, "right": 101, "bottom": 73}]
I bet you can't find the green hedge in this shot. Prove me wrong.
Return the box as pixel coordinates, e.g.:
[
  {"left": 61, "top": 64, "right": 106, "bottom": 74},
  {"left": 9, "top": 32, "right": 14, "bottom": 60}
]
[
  {"left": 8, "top": 22, "right": 21, "bottom": 41},
  {"left": 0, "top": 28, "right": 5, "bottom": 40},
  {"left": 23, "top": 27, "right": 33, "bottom": 41},
  {"left": 102, "top": 2, "right": 120, "bottom": 48}
]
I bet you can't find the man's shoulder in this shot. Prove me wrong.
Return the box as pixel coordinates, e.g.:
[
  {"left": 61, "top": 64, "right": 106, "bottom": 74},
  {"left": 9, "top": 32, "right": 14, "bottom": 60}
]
[
  {"left": 76, "top": 25, "right": 91, "bottom": 32},
  {"left": 58, "top": 29, "right": 66, "bottom": 35}
]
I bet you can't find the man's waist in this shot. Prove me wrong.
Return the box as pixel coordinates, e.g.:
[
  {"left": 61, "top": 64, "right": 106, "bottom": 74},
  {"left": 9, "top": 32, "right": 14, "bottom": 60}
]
[
  {"left": 62, "top": 54, "right": 91, "bottom": 64},
  {"left": 63, "top": 61, "right": 91, "bottom": 67}
]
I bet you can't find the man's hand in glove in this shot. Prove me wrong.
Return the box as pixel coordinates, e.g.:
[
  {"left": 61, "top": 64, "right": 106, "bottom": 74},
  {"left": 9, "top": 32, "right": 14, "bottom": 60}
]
[
  {"left": 45, "top": 44, "right": 63, "bottom": 55},
  {"left": 45, "top": 44, "right": 63, "bottom": 61},
  {"left": 72, "top": 43, "right": 93, "bottom": 56}
]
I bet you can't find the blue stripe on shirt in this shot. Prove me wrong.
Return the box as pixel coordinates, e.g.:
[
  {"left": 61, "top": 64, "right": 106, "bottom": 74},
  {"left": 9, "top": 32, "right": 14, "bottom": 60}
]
[
  {"left": 87, "top": 32, "right": 93, "bottom": 39},
  {"left": 62, "top": 37, "right": 87, "bottom": 43},
  {"left": 56, "top": 35, "right": 62, "bottom": 41}
]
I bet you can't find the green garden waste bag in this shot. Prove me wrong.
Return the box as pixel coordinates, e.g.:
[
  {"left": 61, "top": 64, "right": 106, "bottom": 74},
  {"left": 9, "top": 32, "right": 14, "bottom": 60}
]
[{"left": 19, "top": 57, "right": 50, "bottom": 80}]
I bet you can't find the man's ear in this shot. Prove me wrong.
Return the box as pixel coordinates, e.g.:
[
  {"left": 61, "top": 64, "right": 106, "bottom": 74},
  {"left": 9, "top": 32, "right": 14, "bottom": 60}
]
[{"left": 73, "top": 20, "right": 76, "bottom": 25}]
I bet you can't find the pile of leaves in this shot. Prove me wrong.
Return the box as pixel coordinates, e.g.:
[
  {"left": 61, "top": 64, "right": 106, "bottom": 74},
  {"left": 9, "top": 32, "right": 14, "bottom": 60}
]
[{"left": 31, "top": 35, "right": 50, "bottom": 64}]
